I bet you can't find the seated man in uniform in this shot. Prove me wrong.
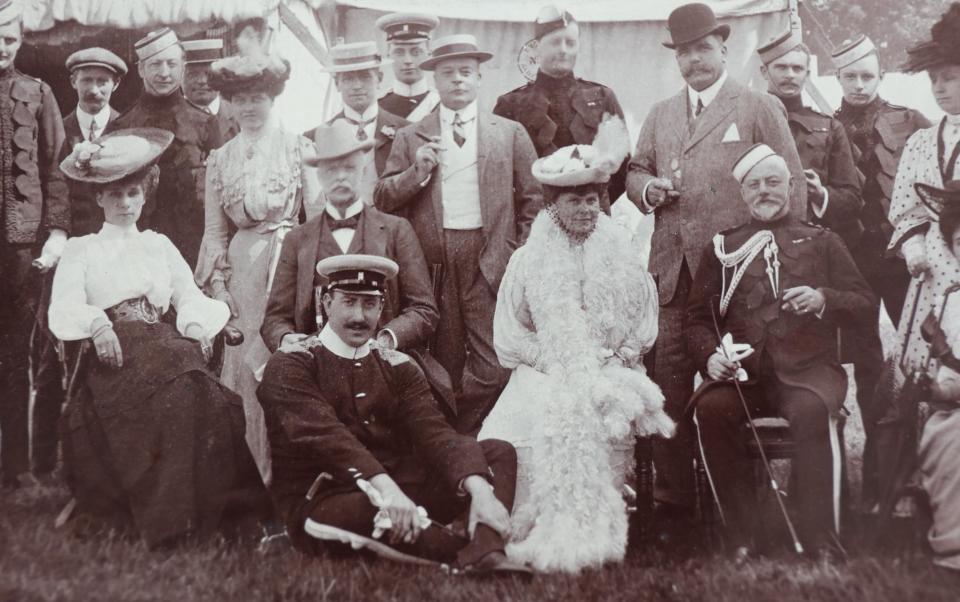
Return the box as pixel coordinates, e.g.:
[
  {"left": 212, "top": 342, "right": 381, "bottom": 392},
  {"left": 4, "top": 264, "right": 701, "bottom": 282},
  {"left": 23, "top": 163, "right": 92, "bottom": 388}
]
[
  {"left": 257, "top": 255, "right": 527, "bottom": 576},
  {"left": 685, "top": 144, "right": 875, "bottom": 561}
]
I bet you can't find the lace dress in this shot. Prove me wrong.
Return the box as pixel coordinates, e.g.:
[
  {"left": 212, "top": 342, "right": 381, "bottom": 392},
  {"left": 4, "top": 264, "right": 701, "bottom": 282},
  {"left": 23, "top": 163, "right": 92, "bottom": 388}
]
[
  {"left": 478, "top": 212, "right": 674, "bottom": 573},
  {"left": 195, "top": 123, "right": 319, "bottom": 482}
]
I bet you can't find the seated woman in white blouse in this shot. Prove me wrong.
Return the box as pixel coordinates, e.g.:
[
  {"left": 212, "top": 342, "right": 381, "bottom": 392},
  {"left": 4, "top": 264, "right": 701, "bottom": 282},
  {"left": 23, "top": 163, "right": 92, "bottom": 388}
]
[{"left": 50, "top": 128, "right": 269, "bottom": 548}]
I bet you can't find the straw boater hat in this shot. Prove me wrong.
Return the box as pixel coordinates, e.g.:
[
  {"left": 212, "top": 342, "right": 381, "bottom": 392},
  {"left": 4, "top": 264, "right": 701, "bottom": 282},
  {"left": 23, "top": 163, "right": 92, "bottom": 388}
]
[
  {"left": 316, "top": 254, "right": 399, "bottom": 297},
  {"left": 305, "top": 121, "right": 375, "bottom": 166},
  {"left": 663, "top": 3, "right": 730, "bottom": 50},
  {"left": 134, "top": 27, "right": 181, "bottom": 63},
  {"left": 208, "top": 53, "right": 290, "bottom": 97},
  {"left": 324, "top": 41, "right": 391, "bottom": 73},
  {"left": 532, "top": 114, "right": 629, "bottom": 189},
  {"left": 375, "top": 12, "right": 439, "bottom": 43},
  {"left": 182, "top": 39, "right": 225, "bottom": 65},
  {"left": 419, "top": 34, "right": 493, "bottom": 71},
  {"left": 65, "top": 47, "right": 128, "bottom": 77},
  {"left": 830, "top": 35, "right": 878, "bottom": 71},
  {"left": 901, "top": 2, "right": 960, "bottom": 73},
  {"left": 757, "top": 29, "right": 804, "bottom": 65},
  {"left": 60, "top": 128, "right": 174, "bottom": 184}
]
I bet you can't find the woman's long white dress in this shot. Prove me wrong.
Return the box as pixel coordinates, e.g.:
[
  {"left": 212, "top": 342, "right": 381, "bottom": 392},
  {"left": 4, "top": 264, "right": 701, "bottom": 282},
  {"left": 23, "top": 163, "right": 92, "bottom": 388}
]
[{"left": 478, "top": 211, "right": 674, "bottom": 573}]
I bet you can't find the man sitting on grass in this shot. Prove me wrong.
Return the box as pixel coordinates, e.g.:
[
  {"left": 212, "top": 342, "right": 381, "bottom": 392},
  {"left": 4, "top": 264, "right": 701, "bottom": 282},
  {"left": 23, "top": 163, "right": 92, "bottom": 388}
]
[{"left": 257, "top": 254, "right": 529, "bottom": 576}]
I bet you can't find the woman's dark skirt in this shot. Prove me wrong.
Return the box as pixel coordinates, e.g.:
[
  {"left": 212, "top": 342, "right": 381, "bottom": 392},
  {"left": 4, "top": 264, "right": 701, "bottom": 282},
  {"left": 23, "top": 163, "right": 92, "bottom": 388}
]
[{"left": 60, "top": 320, "right": 270, "bottom": 548}]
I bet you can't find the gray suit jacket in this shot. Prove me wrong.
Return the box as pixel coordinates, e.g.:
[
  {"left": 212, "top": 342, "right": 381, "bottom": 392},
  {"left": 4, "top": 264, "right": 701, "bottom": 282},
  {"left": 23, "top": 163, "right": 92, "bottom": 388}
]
[
  {"left": 626, "top": 77, "right": 807, "bottom": 305},
  {"left": 373, "top": 109, "right": 542, "bottom": 292}
]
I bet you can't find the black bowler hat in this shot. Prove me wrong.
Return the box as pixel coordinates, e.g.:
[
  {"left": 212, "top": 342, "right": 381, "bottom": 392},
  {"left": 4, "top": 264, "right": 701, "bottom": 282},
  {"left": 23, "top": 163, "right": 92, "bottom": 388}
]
[{"left": 663, "top": 3, "right": 731, "bottom": 50}]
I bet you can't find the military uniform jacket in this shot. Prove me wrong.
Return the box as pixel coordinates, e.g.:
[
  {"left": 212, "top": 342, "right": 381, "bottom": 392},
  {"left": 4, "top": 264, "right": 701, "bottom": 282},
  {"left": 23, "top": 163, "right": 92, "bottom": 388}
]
[
  {"left": 61, "top": 107, "right": 121, "bottom": 236},
  {"left": 0, "top": 69, "right": 69, "bottom": 244},
  {"left": 257, "top": 339, "right": 490, "bottom": 522},
  {"left": 685, "top": 217, "right": 876, "bottom": 412},
  {"left": 783, "top": 99, "right": 864, "bottom": 250},
  {"left": 114, "top": 93, "right": 222, "bottom": 266},
  {"left": 494, "top": 72, "right": 628, "bottom": 202},
  {"left": 835, "top": 97, "right": 930, "bottom": 236}
]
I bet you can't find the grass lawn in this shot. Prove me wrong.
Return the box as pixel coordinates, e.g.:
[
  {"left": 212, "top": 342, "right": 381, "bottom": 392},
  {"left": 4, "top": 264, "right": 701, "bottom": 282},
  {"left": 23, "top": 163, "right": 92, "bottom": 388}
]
[
  {"left": 1, "top": 479, "right": 958, "bottom": 602},
  {"left": 3, "top": 320, "right": 958, "bottom": 601}
]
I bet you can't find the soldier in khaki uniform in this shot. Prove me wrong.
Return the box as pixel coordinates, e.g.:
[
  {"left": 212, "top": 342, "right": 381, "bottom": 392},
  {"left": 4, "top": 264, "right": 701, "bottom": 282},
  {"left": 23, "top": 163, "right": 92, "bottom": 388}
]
[
  {"left": 0, "top": 0, "right": 69, "bottom": 488},
  {"left": 832, "top": 36, "right": 930, "bottom": 328},
  {"left": 494, "top": 5, "right": 628, "bottom": 208}
]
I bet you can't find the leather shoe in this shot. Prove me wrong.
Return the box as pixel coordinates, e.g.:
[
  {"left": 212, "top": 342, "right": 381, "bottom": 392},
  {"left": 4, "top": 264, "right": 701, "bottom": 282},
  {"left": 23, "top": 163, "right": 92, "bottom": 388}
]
[{"left": 458, "top": 551, "right": 533, "bottom": 579}]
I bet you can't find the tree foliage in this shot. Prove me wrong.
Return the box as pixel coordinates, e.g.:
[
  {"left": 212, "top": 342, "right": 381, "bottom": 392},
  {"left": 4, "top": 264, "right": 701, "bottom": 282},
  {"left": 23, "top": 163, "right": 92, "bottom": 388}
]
[{"left": 807, "top": 0, "right": 953, "bottom": 70}]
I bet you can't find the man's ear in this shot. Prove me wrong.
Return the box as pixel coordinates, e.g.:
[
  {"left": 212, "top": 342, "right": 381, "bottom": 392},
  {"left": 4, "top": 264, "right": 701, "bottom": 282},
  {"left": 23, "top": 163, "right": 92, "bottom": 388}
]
[{"left": 137, "top": 61, "right": 147, "bottom": 79}]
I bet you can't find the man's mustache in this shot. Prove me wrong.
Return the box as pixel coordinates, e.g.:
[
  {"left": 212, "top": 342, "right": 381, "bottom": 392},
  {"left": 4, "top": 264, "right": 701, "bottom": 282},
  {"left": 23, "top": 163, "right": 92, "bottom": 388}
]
[{"left": 346, "top": 321, "right": 372, "bottom": 330}]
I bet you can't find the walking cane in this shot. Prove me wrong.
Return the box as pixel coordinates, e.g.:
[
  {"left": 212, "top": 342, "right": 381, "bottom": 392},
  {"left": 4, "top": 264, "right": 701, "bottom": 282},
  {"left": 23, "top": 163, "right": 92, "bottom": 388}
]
[{"left": 708, "top": 296, "right": 805, "bottom": 555}]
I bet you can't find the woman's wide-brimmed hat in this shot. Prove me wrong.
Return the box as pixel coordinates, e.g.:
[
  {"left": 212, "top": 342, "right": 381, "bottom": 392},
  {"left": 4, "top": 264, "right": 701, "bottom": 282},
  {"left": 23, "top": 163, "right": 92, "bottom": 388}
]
[
  {"left": 208, "top": 53, "right": 291, "bottom": 96},
  {"left": 419, "top": 34, "right": 493, "bottom": 71},
  {"left": 59, "top": 127, "right": 173, "bottom": 184},
  {"left": 532, "top": 114, "right": 629, "bottom": 188},
  {"left": 902, "top": 3, "right": 960, "bottom": 73},
  {"left": 915, "top": 180, "right": 960, "bottom": 216},
  {"left": 662, "top": 3, "right": 730, "bottom": 50},
  {"left": 305, "top": 121, "right": 375, "bottom": 165}
]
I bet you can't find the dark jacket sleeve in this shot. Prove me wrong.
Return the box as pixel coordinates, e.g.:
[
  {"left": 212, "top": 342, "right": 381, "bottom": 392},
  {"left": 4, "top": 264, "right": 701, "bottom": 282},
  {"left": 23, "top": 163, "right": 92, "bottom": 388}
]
[
  {"left": 374, "top": 126, "right": 426, "bottom": 214},
  {"left": 258, "top": 350, "right": 387, "bottom": 482},
  {"left": 684, "top": 244, "right": 725, "bottom": 374},
  {"left": 261, "top": 231, "right": 301, "bottom": 352},
  {"left": 38, "top": 82, "right": 70, "bottom": 233},
  {"left": 389, "top": 358, "right": 490, "bottom": 489},
  {"left": 818, "top": 231, "right": 876, "bottom": 328},
  {"left": 384, "top": 218, "right": 440, "bottom": 349},
  {"left": 818, "top": 121, "right": 863, "bottom": 225},
  {"left": 511, "top": 122, "right": 543, "bottom": 244}
]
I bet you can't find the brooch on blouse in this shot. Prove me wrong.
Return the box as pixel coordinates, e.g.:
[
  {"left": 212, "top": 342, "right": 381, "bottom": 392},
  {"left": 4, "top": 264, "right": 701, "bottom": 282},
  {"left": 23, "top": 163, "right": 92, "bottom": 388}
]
[{"left": 380, "top": 125, "right": 397, "bottom": 140}]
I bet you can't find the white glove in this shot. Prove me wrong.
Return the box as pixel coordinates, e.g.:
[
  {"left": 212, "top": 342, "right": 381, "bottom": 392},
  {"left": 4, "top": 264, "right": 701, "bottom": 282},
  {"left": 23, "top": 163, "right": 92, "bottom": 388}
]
[
  {"left": 902, "top": 234, "right": 928, "bottom": 277},
  {"left": 716, "top": 333, "right": 754, "bottom": 382}
]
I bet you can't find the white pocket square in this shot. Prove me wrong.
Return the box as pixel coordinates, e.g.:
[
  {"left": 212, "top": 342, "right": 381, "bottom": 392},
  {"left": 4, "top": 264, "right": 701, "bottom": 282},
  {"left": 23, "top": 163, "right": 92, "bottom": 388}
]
[{"left": 721, "top": 123, "right": 741, "bottom": 142}]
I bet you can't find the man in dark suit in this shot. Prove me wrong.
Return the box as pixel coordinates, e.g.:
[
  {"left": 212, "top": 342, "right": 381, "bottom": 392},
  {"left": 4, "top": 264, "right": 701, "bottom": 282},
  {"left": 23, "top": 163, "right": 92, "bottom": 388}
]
[
  {"left": 375, "top": 34, "right": 542, "bottom": 434},
  {"left": 114, "top": 27, "right": 222, "bottom": 268},
  {"left": 625, "top": 2, "right": 805, "bottom": 514},
  {"left": 305, "top": 42, "right": 408, "bottom": 205},
  {"left": 494, "top": 5, "right": 628, "bottom": 208},
  {"left": 262, "top": 121, "right": 438, "bottom": 359},
  {"left": 257, "top": 254, "right": 526, "bottom": 575},
  {"left": 376, "top": 12, "right": 441, "bottom": 121},
  {"left": 686, "top": 145, "right": 874, "bottom": 560}
]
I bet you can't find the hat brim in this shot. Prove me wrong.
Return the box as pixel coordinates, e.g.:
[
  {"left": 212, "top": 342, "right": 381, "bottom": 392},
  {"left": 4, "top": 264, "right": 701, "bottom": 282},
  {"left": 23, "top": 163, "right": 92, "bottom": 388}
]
[
  {"left": 534, "top": 166, "right": 611, "bottom": 187},
  {"left": 419, "top": 51, "right": 493, "bottom": 71},
  {"left": 662, "top": 24, "right": 731, "bottom": 49},
  {"left": 59, "top": 127, "right": 174, "bottom": 184},
  {"left": 915, "top": 182, "right": 960, "bottom": 216},
  {"left": 69, "top": 61, "right": 126, "bottom": 77},
  {"left": 305, "top": 139, "right": 376, "bottom": 165},
  {"left": 324, "top": 59, "right": 392, "bottom": 73}
]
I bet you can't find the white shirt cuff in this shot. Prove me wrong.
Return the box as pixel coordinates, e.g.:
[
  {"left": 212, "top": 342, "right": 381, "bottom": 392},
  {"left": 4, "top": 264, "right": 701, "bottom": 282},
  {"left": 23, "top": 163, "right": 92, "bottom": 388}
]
[
  {"left": 377, "top": 328, "right": 399, "bottom": 350},
  {"left": 639, "top": 180, "right": 656, "bottom": 213},
  {"left": 811, "top": 187, "right": 829, "bottom": 219}
]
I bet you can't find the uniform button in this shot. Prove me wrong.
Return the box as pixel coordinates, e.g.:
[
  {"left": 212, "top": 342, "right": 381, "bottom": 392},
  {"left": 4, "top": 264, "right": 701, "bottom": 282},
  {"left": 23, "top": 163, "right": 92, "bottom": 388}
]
[
  {"left": 363, "top": 420, "right": 370, "bottom": 425},
  {"left": 354, "top": 362, "right": 362, "bottom": 367},
  {"left": 356, "top": 392, "right": 367, "bottom": 398}
]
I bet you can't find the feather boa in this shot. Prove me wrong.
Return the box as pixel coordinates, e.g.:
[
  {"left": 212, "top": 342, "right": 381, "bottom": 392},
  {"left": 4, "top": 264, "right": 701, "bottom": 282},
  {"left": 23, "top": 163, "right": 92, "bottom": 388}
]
[{"left": 504, "top": 211, "right": 674, "bottom": 572}]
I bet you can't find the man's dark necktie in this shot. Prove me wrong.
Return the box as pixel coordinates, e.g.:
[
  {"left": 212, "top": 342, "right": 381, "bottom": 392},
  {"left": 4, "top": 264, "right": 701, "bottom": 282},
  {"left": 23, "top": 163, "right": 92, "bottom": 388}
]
[
  {"left": 329, "top": 214, "right": 360, "bottom": 230},
  {"left": 88, "top": 120, "right": 99, "bottom": 141},
  {"left": 452, "top": 112, "right": 467, "bottom": 147},
  {"left": 695, "top": 97, "right": 705, "bottom": 117},
  {"left": 345, "top": 117, "right": 375, "bottom": 141}
]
